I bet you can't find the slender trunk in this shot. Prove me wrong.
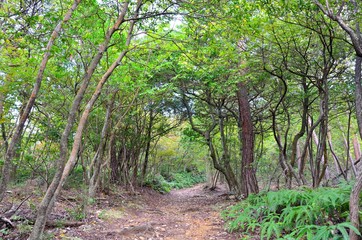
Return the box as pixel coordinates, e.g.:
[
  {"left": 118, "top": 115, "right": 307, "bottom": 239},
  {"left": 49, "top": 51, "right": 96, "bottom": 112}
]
[
  {"left": 352, "top": 134, "right": 361, "bottom": 162},
  {"left": 219, "top": 114, "right": 240, "bottom": 193},
  {"left": 141, "top": 108, "right": 154, "bottom": 181},
  {"left": 350, "top": 55, "right": 362, "bottom": 240},
  {"left": 89, "top": 93, "right": 115, "bottom": 198},
  {"left": 206, "top": 134, "right": 239, "bottom": 193},
  {"left": 338, "top": 112, "right": 358, "bottom": 178},
  {"left": 314, "top": 77, "right": 328, "bottom": 187},
  {"left": 311, "top": 119, "right": 330, "bottom": 184},
  {"left": 237, "top": 82, "right": 258, "bottom": 196},
  {"left": 28, "top": 3, "right": 131, "bottom": 239},
  {"left": 0, "top": 0, "right": 81, "bottom": 202},
  {"left": 291, "top": 81, "right": 308, "bottom": 168},
  {"left": 327, "top": 132, "right": 347, "bottom": 180},
  {"left": 313, "top": 2, "right": 362, "bottom": 236},
  {"left": 109, "top": 133, "right": 119, "bottom": 183}
]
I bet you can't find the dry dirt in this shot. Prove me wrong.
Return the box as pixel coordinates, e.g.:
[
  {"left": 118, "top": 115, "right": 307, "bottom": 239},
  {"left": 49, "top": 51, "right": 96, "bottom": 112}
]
[
  {"left": 54, "top": 184, "right": 240, "bottom": 240},
  {"left": 1, "top": 184, "right": 241, "bottom": 240}
]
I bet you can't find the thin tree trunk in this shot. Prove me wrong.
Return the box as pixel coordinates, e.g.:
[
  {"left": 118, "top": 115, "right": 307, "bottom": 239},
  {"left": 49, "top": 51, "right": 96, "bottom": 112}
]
[
  {"left": 314, "top": 81, "right": 329, "bottom": 187},
  {"left": 341, "top": 128, "right": 357, "bottom": 177},
  {"left": 89, "top": 92, "right": 115, "bottom": 198},
  {"left": 352, "top": 134, "right": 361, "bottom": 164},
  {"left": 28, "top": 2, "right": 131, "bottom": 239},
  {"left": 350, "top": 55, "right": 362, "bottom": 240},
  {"left": 311, "top": 120, "right": 330, "bottom": 182},
  {"left": 141, "top": 108, "right": 154, "bottom": 181},
  {"left": 0, "top": 0, "right": 81, "bottom": 202},
  {"left": 327, "top": 132, "right": 346, "bottom": 180},
  {"left": 313, "top": 2, "right": 362, "bottom": 235},
  {"left": 219, "top": 114, "right": 240, "bottom": 194}
]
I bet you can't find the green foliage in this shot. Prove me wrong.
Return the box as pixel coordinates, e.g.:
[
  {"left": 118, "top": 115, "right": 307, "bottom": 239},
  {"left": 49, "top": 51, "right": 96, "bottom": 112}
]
[
  {"left": 144, "top": 174, "right": 172, "bottom": 193},
  {"left": 66, "top": 204, "right": 86, "bottom": 221},
  {"left": 168, "top": 172, "right": 206, "bottom": 189},
  {"left": 16, "top": 220, "right": 33, "bottom": 235},
  {"left": 223, "top": 183, "right": 360, "bottom": 239},
  {"left": 64, "top": 166, "right": 85, "bottom": 190},
  {"left": 144, "top": 171, "right": 205, "bottom": 193}
]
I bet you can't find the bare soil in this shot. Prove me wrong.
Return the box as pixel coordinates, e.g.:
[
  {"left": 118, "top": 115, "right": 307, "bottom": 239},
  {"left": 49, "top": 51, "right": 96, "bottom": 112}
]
[{"left": 1, "top": 184, "right": 241, "bottom": 240}]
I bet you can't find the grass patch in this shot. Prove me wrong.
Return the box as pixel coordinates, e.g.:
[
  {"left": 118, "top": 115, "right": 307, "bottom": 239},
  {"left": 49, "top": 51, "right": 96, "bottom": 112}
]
[{"left": 98, "top": 209, "right": 124, "bottom": 220}]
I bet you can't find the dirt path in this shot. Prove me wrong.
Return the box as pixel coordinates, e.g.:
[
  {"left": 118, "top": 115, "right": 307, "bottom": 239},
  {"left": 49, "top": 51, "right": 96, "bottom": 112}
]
[{"left": 61, "top": 184, "right": 240, "bottom": 240}]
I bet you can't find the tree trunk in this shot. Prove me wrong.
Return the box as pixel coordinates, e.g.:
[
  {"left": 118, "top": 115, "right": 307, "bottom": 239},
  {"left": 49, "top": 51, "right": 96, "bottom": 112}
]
[
  {"left": 89, "top": 93, "right": 115, "bottom": 198},
  {"left": 350, "top": 175, "right": 362, "bottom": 239},
  {"left": 141, "top": 108, "right": 154, "bottom": 181},
  {"left": 28, "top": 3, "right": 131, "bottom": 239},
  {"left": 236, "top": 82, "right": 258, "bottom": 196},
  {"left": 353, "top": 134, "right": 361, "bottom": 163},
  {"left": 350, "top": 55, "right": 362, "bottom": 240},
  {"left": 0, "top": 0, "right": 81, "bottom": 202},
  {"left": 327, "top": 132, "right": 347, "bottom": 180},
  {"left": 313, "top": 2, "right": 362, "bottom": 236},
  {"left": 218, "top": 114, "right": 241, "bottom": 194}
]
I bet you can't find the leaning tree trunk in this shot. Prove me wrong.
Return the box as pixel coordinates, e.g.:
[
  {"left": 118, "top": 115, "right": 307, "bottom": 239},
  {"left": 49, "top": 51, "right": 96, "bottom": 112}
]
[
  {"left": 0, "top": 0, "right": 81, "bottom": 202},
  {"left": 237, "top": 82, "right": 258, "bottom": 196},
  {"left": 28, "top": 2, "right": 132, "bottom": 239}
]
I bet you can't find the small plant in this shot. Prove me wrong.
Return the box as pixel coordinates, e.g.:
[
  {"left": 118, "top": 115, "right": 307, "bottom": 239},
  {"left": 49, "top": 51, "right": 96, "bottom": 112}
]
[
  {"left": 66, "top": 205, "right": 86, "bottom": 221},
  {"left": 0, "top": 228, "right": 9, "bottom": 235},
  {"left": 222, "top": 183, "right": 361, "bottom": 239},
  {"left": 17, "top": 221, "right": 33, "bottom": 235}
]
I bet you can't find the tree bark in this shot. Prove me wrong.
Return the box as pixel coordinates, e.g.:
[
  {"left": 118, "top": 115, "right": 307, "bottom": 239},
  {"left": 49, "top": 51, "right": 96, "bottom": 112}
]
[
  {"left": 28, "top": 2, "right": 131, "bottom": 239},
  {"left": 89, "top": 92, "right": 115, "bottom": 198},
  {"left": 236, "top": 82, "right": 258, "bottom": 196},
  {"left": 350, "top": 55, "right": 362, "bottom": 240},
  {"left": 141, "top": 108, "right": 154, "bottom": 181},
  {"left": 0, "top": 0, "right": 81, "bottom": 202},
  {"left": 313, "top": 2, "right": 362, "bottom": 235},
  {"left": 327, "top": 132, "right": 346, "bottom": 180},
  {"left": 353, "top": 134, "right": 361, "bottom": 163}
]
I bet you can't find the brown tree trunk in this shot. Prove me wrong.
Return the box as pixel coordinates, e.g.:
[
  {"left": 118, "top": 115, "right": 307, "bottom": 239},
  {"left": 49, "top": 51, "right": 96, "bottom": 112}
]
[
  {"left": 89, "top": 92, "right": 115, "bottom": 198},
  {"left": 28, "top": 2, "right": 132, "bottom": 239},
  {"left": 328, "top": 132, "right": 347, "bottom": 180},
  {"left": 141, "top": 108, "right": 154, "bottom": 181},
  {"left": 350, "top": 55, "right": 362, "bottom": 239},
  {"left": 109, "top": 133, "right": 119, "bottom": 183},
  {"left": 313, "top": 2, "right": 362, "bottom": 235},
  {"left": 236, "top": 82, "right": 258, "bottom": 196},
  {"left": 290, "top": 79, "right": 308, "bottom": 184},
  {"left": 218, "top": 114, "right": 241, "bottom": 193},
  {"left": 353, "top": 134, "right": 361, "bottom": 163},
  {"left": 181, "top": 89, "right": 241, "bottom": 194},
  {"left": 0, "top": 0, "right": 81, "bottom": 202}
]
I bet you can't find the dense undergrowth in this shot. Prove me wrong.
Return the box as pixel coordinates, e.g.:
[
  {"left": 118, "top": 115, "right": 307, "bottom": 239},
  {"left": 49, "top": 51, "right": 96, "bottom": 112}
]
[
  {"left": 144, "top": 171, "right": 205, "bottom": 193},
  {"left": 223, "top": 182, "right": 361, "bottom": 239}
]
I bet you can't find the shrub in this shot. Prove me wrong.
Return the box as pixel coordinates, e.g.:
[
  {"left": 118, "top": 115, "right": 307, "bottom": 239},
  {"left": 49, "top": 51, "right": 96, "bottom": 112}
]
[
  {"left": 168, "top": 172, "right": 205, "bottom": 189},
  {"left": 222, "top": 183, "right": 360, "bottom": 239},
  {"left": 144, "top": 174, "right": 172, "bottom": 193},
  {"left": 144, "top": 171, "right": 205, "bottom": 193}
]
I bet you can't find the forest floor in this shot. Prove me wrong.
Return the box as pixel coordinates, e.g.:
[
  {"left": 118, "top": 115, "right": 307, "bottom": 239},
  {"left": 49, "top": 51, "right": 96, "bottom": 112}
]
[{"left": 1, "top": 183, "right": 242, "bottom": 240}]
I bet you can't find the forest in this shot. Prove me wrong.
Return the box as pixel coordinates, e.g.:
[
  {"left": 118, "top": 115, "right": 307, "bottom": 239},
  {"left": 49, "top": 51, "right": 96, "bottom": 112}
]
[{"left": 0, "top": 0, "right": 362, "bottom": 239}]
